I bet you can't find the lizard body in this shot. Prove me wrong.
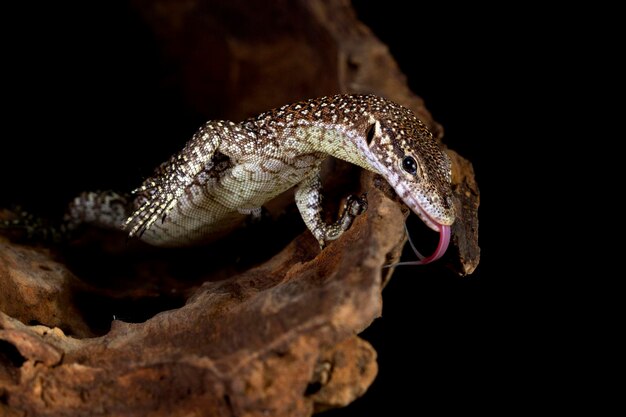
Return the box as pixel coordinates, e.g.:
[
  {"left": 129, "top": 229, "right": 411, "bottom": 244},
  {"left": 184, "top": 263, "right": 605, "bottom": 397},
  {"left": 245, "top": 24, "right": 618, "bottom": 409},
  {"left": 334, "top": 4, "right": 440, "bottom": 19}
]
[{"left": 70, "top": 94, "right": 455, "bottom": 261}]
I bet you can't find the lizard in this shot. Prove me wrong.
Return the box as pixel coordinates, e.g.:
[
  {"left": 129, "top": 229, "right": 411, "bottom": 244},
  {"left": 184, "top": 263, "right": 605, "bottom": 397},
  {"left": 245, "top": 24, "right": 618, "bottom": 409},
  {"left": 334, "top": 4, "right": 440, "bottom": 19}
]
[{"left": 61, "top": 94, "right": 455, "bottom": 264}]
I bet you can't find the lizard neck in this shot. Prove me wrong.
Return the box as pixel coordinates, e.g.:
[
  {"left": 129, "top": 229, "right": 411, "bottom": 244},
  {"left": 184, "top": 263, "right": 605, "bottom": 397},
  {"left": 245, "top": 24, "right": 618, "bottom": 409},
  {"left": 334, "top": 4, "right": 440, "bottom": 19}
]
[
  {"left": 296, "top": 122, "right": 380, "bottom": 173},
  {"left": 245, "top": 95, "right": 386, "bottom": 174}
]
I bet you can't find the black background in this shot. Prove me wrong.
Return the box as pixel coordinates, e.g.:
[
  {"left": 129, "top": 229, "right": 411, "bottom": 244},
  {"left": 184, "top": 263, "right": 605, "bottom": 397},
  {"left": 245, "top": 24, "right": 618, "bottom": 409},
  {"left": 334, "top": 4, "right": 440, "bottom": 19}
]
[
  {"left": 339, "top": 3, "right": 512, "bottom": 415},
  {"left": 1, "top": 1, "right": 529, "bottom": 415}
]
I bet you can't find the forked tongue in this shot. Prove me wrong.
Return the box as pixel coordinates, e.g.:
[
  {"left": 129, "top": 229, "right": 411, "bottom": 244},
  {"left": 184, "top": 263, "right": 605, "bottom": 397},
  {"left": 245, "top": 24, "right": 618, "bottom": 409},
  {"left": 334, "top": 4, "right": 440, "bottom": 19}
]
[
  {"left": 417, "top": 224, "right": 450, "bottom": 264},
  {"left": 385, "top": 224, "right": 451, "bottom": 267}
]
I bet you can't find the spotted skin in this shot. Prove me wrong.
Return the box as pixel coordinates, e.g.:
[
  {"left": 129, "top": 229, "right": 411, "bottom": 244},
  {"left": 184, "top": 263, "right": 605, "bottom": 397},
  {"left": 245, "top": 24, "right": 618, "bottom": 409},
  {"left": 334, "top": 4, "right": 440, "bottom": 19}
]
[
  {"left": 118, "top": 94, "right": 455, "bottom": 247},
  {"left": 65, "top": 191, "right": 130, "bottom": 231}
]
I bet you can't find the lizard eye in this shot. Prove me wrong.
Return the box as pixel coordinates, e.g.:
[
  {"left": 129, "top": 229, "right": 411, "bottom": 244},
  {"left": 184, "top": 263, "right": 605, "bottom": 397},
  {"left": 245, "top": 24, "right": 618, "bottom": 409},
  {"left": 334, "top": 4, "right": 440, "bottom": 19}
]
[{"left": 402, "top": 156, "right": 418, "bottom": 175}]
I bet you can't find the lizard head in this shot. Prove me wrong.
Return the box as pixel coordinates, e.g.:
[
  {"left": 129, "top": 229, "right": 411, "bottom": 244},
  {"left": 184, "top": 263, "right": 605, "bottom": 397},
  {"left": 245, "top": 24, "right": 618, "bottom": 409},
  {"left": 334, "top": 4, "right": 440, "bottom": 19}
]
[
  {"left": 364, "top": 116, "right": 455, "bottom": 230},
  {"left": 361, "top": 100, "right": 455, "bottom": 263}
]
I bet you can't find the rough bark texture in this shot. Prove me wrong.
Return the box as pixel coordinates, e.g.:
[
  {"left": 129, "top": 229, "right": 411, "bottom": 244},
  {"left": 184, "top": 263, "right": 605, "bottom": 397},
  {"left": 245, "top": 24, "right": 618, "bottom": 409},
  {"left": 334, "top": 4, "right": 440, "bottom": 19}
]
[
  {"left": 1, "top": 188, "right": 397, "bottom": 416},
  {"left": 0, "top": 0, "right": 479, "bottom": 416}
]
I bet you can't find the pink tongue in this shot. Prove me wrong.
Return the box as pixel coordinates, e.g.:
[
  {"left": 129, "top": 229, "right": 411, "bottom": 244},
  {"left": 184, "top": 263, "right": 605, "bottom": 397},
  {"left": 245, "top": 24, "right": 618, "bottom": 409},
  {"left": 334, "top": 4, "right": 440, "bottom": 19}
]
[
  {"left": 386, "top": 224, "right": 451, "bottom": 267},
  {"left": 418, "top": 224, "right": 451, "bottom": 264}
]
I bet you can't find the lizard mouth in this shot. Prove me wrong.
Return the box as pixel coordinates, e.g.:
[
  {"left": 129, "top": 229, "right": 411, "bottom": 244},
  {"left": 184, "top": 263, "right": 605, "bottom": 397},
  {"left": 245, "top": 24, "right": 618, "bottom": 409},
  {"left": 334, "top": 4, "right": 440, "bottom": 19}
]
[{"left": 406, "top": 195, "right": 450, "bottom": 232}]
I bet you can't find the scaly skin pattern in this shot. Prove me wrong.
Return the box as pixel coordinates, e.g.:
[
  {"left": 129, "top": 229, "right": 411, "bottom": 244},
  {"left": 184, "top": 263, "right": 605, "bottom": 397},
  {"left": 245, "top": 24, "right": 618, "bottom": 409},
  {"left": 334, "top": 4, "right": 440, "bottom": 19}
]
[{"left": 121, "top": 94, "right": 455, "bottom": 248}]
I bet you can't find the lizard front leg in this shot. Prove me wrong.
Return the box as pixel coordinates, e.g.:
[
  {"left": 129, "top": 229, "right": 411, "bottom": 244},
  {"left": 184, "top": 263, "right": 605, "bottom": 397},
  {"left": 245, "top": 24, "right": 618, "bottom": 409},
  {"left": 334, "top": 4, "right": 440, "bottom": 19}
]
[{"left": 294, "top": 169, "right": 367, "bottom": 248}]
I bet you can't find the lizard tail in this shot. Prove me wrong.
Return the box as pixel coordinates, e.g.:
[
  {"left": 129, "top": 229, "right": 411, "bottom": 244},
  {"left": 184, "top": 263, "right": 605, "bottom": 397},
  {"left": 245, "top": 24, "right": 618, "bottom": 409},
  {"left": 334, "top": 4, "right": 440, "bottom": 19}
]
[{"left": 64, "top": 191, "right": 131, "bottom": 232}]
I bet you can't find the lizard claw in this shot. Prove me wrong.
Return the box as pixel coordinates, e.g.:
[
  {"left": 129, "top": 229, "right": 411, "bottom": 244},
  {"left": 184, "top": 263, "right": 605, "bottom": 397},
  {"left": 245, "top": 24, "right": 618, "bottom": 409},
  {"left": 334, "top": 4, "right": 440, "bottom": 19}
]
[
  {"left": 317, "top": 193, "right": 369, "bottom": 249},
  {"left": 339, "top": 193, "right": 368, "bottom": 231},
  {"left": 345, "top": 193, "right": 368, "bottom": 217}
]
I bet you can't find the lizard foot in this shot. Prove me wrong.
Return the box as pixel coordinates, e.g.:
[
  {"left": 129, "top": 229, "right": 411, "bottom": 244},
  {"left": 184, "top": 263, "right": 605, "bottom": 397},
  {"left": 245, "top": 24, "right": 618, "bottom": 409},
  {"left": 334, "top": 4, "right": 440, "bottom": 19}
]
[
  {"left": 238, "top": 206, "right": 264, "bottom": 222},
  {"left": 319, "top": 193, "right": 368, "bottom": 249},
  {"left": 240, "top": 206, "right": 271, "bottom": 226}
]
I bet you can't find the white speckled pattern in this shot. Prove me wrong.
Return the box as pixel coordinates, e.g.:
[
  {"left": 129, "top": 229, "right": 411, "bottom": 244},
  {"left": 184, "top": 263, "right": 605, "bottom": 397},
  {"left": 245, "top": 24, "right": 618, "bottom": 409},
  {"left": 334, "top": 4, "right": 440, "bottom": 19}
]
[{"left": 121, "top": 94, "right": 455, "bottom": 247}]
